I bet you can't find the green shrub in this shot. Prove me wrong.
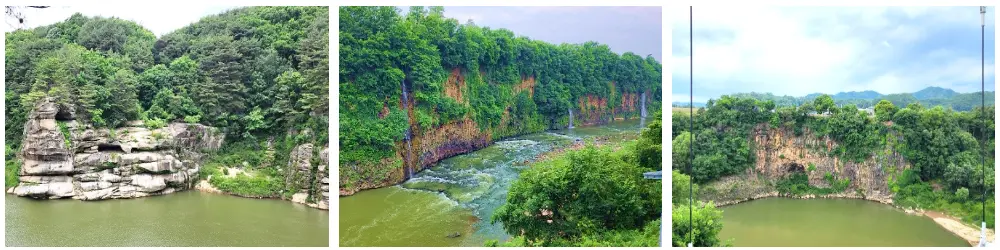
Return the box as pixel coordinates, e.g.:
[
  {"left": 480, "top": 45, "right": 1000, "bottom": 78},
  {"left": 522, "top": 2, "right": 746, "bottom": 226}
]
[
  {"left": 5, "top": 159, "right": 22, "bottom": 188},
  {"left": 209, "top": 173, "right": 283, "bottom": 198},
  {"left": 183, "top": 115, "right": 201, "bottom": 123},
  {"left": 56, "top": 121, "right": 72, "bottom": 148},
  {"left": 145, "top": 118, "right": 167, "bottom": 129}
]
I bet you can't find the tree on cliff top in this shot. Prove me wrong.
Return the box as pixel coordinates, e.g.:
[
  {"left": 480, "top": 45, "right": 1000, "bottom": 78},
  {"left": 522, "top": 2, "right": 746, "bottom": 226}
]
[{"left": 813, "top": 94, "right": 836, "bottom": 115}]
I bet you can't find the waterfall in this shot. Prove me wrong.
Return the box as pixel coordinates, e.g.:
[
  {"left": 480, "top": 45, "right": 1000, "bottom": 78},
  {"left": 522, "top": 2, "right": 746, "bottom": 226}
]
[
  {"left": 640, "top": 92, "right": 648, "bottom": 118},
  {"left": 401, "top": 78, "right": 414, "bottom": 180},
  {"left": 567, "top": 108, "right": 575, "bottom": 129}
]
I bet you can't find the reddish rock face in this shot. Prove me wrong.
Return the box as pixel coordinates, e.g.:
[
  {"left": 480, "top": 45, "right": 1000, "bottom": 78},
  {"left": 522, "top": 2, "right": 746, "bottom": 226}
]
[{"left": 339, "top": 70, "right": 655, "bottom": 196}]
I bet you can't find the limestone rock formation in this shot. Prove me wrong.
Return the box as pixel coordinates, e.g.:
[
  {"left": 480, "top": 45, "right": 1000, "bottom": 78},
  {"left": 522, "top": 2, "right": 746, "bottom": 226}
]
[
  {"left": 9, "top": 98, "right": 224, "bottom": 200},
  {"left": 701, "top": 124, "right": 908, "bottom": 205},
  {"left": 284, "top": 142, "right": 329, "bottom": 210}
]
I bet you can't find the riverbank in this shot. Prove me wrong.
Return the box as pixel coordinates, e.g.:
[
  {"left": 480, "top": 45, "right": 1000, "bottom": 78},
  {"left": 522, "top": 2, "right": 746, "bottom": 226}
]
[
  {"left": 195, "top": 176, "right": 328, "bottom": 210},
  {"left": 919, "top": 210, "right": 994, "bottom": 246},
  {"left": 711, "top": 191, "right": 893, "bottom": 207}
]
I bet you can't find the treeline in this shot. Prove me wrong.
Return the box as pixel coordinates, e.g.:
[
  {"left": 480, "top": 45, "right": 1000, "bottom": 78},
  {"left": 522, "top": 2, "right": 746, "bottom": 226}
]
[
  {"left": 672, "top": 94, "right": 996, "bottom": 227},
  {"left": 5, "top": 6, "right": 329, "bottom": 149},
  {"left": 339, "top": 6, "right": 662, "bottom": 165},
  {"left": 489, "top": 113, "right": 663, "bottom": 247},
  {"left": 710, "top": 88, "right": 995, "bottom": 111}
]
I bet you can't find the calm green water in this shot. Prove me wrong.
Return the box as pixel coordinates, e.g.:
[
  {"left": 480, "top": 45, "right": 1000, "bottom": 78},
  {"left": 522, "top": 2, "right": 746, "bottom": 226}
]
[
  {"left": 719, "top": 198, "right": 969, "bottom": 247},
  {"left": 5, "top": 192, "right": 329, "bottom": 247},
  {"left": 339, "top": 119, "right": 646, "bottom": 247}
]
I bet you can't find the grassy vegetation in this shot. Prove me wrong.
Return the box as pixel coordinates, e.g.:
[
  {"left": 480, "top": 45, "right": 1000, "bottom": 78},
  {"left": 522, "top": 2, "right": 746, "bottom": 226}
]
[
  {"left": 775, "top": 172, "right": 851, "bottom": 196},
  {"left": 198, "top": 139, "right": 286, "bottom": 198},
  {"left": 5, "top": 145, "right": 20, "bottom": 189},
  {"left": 208, "top": 172, "right": 284, "bottom": 198},
  {"left": 56, "top": 120, "right": 72, "bottom": 148},
  {"left": 891, "top": 169, "right": 995, "bottom": 228}
]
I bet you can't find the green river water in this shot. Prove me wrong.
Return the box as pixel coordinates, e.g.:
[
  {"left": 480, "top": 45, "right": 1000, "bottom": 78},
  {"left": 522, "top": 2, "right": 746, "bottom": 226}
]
[
  {"left": 718, "top": 198, "right": 969, "bottom": 247},
  {"left": 5, "top": 191, "right": 329, "bottom": 247},
  {"left": 339, "top": 119, "right": 646, "bottom": 247}
]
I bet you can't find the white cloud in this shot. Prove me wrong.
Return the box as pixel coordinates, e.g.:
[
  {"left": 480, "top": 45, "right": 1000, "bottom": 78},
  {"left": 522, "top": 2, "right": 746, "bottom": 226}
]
[{"left": 672, "top": 6, "right": 995, "bottom": 98}]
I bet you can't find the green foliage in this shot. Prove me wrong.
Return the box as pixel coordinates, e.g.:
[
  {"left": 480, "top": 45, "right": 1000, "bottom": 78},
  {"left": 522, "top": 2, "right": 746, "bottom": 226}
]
[
  {"left": 491, "top": 143, "right": 660, "bottom": 246},
  {"left": 813, "top": 94, "right": 836, "bottom": 114},
  {"left": 672, "top": 170, "right": 698, "bottom": 205},
  {"left": 635, "top": 112, "right": 662, "bottom": 171},
  {"left": 209, "top": 173, "right": 284, "bottom": 198},
  {"left": 874, "top": 100, "right": 898, "bottom": 122},
  {"left": 56, "top": 121, "right": 72, "bottom": 148},
  {"left": 671, "top": 131, "right": 692, "bottom": 172},
  {"left": 776, "top": 172, "right": 850, "bottom": 196},
  {"left": 339, "top": 6, "right": 662, "bottom": 165},
  {"left": 807, "top": 163, "right": 816, "bottom": 172},
  {"left": 5, "top": 158, "right": 21, "bottom": 189},
  {"left": 955, "top": 187, "right": 970, "bottom": 202},
  {"left": 672, "top": 202, "right": 730, "bottom": 247},
  {"left": 4, "top": 6, "right": 329, "bottom": 148}
]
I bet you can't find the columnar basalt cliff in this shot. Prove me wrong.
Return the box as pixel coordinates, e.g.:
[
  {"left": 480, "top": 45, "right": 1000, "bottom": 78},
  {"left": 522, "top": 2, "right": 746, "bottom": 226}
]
[
  {"left": 8, "top": 98, "right": 224, "bottom": 200},
  {"left": 573, "top": 89, "right": 650, "bottom": 126},
  {"left": 339, "top": 69, "right": 656, "bottom": 196},
  {"left": 702, "top": 125, "right": 908, "bottom": 206}
]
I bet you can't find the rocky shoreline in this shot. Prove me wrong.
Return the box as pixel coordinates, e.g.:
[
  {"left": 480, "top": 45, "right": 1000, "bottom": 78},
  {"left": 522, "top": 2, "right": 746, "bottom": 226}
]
[
  {"left": 710, "top": 191, "right": 894, "bottom": 207},
  {"left": 8, "top": 98, "right": 329, "bottom": 210}
]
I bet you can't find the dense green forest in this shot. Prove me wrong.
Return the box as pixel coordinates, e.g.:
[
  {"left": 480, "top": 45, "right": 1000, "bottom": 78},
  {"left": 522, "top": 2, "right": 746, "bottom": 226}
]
[
  {"left": 488, "top": 113, "right": 663, "bottom": 247},
  {"left": 339, "top": 6, "right": 662, "bottom": 167},
  {"left": 678, "top": 87, "right": 995, "bottom": 111},
  {"left": 5, "top": 7, "right": 329, "bottom": 197},
  {"left": 672, "top": 94, "right": 996, "bottom": 231}
]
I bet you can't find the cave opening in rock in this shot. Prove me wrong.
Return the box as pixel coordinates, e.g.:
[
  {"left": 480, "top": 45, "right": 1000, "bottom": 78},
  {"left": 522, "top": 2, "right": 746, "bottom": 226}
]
[
  {"left": 97, "top": 144, "right": 126, "bottom": 153},
  {"left": 54, "top": 108, "right": 74, "bottom": 121},
  {"left": 784, "top": 162, "right": 805, "bottom": 173}
]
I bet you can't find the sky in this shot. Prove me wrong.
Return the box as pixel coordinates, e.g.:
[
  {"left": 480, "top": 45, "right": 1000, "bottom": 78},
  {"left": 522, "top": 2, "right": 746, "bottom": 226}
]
[
  {"left": 3, "top": 5, "right": 238, "bottom": 37},
  {"left": 671, "top": 6, "right": 997, "bottom": 103},
  {"left": 406, "top": 6, "right": 663, "bottom": 62}
]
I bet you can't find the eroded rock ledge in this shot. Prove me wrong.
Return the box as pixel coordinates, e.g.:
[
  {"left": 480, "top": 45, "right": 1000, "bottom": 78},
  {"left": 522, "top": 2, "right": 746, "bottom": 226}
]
[{"left": 8, "top": 98, "right": 223, "bottom": 200}]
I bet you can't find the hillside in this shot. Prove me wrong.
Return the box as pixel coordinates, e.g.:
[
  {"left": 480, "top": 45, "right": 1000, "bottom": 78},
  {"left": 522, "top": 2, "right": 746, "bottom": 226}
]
[
  {"left": 5, "top": 7, "right": 330, "bottom": 208},
  {"left": 716, "top": 87, "right": 993, "bottom": 111},
  {"left": 672, "top": 95, "right": 995, "bottom": 228},
  {"left": 339, "top": 6, "right": 662, "bottom": 195}
]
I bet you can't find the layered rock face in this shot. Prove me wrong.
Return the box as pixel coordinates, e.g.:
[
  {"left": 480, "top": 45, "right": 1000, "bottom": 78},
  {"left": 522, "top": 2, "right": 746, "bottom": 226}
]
[
  {"left": 9, "top": 99, "right": 223, "bottom": 200},
  {"left": 702, "top": 125, "right": 908, "bottom": 205},
  {"left": 339, "top": 70, "right": 657, "bottom": 196},
  {"left": 285, "top": 143, "right": 329, "bottom": 210}
]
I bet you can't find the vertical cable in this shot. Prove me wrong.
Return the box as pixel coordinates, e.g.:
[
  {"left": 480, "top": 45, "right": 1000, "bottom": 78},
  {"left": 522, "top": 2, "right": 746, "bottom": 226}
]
[
  {"left": 688, "top": 5, "right": 694, "bottom": 247},
  {"left": 981, "top": 6, "right": 986, "bottom": 225}
]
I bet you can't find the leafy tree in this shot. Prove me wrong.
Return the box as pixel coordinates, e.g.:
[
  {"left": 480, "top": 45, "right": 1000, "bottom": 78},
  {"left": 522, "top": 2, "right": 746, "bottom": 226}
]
[
  {"left": 874, "top": 99, "right": 898, "bottom": 122},
  {"left": 492, "top": 145, "right": 660, "bottom": 245},
  {"left": 813, "top": 94, "right": 835, "bottom": 115},
  {"left": 672, "top": 203, "right": 728, "bottom": 247}
]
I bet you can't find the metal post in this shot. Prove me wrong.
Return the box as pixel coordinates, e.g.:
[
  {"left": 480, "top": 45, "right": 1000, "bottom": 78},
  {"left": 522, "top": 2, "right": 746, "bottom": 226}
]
[{"left": 688, "top": 5, "right": 695, "bottom": 248}]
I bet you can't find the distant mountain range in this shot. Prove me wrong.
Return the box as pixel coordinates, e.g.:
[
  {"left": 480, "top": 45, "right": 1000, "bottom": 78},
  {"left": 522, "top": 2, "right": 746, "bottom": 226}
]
[{"left": 673, "top": 87, "right": 994, "bottom": 111}]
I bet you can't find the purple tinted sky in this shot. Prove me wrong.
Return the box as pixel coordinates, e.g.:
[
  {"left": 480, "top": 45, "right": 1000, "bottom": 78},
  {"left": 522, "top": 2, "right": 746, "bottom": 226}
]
[{"left": 402, "top": 6, "right": 662, "bottom": 62}]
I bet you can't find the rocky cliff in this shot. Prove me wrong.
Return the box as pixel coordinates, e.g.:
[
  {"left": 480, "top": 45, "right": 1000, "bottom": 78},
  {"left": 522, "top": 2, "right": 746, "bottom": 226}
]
[
  {"left": 286, "top": 143, "right": 330, "bottom": 209},
  {"left": 701, "top": 125, "right": 908, "bottom": 206},
  {"left": 340, "top": 69, "right": 657, "bottom": 196},
  {"left": 8, "top": 98, "right": 224, "bottom": 200}
]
